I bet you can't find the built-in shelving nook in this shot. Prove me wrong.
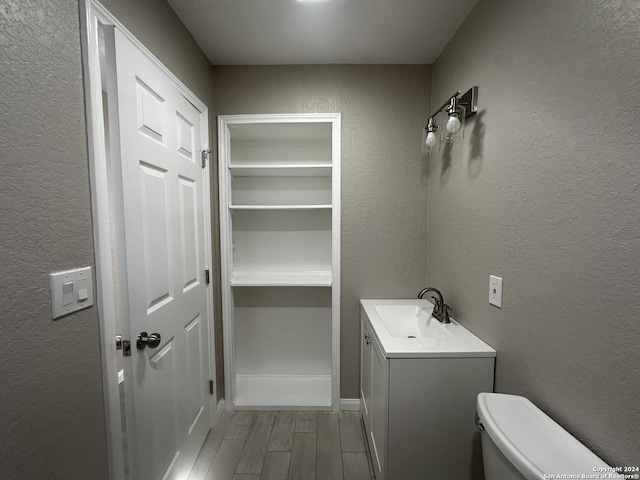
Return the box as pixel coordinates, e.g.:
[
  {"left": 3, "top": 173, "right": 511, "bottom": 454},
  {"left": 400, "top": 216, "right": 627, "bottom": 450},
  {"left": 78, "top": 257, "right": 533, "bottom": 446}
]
[{"left": 218, "top": 114, "right": 341, "bottom": 410}]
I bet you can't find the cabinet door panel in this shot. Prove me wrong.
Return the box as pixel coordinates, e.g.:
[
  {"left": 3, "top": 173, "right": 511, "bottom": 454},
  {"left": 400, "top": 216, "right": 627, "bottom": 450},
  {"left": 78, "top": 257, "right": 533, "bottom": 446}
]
[
  {"left": 370, "top": 334, "right": 388, "bottom": 480},
  {"left": 361, "top": 318, "right": 372, "bottom": 432}
]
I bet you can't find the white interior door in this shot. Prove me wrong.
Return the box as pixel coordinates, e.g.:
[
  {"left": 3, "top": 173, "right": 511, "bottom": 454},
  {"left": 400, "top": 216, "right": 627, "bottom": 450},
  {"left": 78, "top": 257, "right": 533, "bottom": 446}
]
[{"left": 104, "top": 27, "right": 213, "bottom": 480}]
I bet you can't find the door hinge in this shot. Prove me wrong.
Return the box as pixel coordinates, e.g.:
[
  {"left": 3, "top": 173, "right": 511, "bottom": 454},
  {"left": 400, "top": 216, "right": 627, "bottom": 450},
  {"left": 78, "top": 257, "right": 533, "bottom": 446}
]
[
  {"left": 205, "top": 269, "right": 210, "bottom": 285},
  {"left": 209, "top": 380, "right": 214, "bottom": 395},
  {"left": 116, "top": 335, "right": 131, "bottom": 357},
  {"left": 201, "top": 149, "right": 211, "bottom": 168}
]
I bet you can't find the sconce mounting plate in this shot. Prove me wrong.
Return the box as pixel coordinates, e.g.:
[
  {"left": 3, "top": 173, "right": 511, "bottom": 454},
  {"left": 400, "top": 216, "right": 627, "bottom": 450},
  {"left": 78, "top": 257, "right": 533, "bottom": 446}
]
[{"left": 459, "top": 86, "right": 478, "bottom": 120}]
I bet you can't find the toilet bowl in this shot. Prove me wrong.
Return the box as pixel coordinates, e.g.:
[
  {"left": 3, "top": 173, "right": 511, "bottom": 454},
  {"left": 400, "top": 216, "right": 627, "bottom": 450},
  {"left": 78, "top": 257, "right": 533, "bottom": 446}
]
[{"left": 476, "top": 393, "right": 621, "bottom": 480}]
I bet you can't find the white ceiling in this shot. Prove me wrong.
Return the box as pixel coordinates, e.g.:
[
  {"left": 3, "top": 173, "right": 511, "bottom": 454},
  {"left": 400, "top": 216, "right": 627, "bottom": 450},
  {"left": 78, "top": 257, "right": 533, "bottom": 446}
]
[{"left": 166, "top": 0, "right": 478, "bottom": 65}]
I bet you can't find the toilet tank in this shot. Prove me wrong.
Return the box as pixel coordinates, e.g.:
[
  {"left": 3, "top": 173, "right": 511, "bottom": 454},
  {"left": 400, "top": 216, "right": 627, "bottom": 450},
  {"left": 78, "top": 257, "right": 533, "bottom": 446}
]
[{"left": 476, "top": 393, "right": 621, "bottom": 480}]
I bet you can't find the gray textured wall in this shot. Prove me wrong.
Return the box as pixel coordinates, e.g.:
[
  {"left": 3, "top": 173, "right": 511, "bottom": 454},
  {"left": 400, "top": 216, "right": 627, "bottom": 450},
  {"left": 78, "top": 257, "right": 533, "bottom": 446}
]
[
  {"left": 0, "top": 0, "right": 217, "bottom": 478},
  {"left": 0, "top": 1, "right": 109, "bottom": 478},
  {"left": 427, "top": 0, "right": 640, "bottom": 466},
  {"left": 99, "top": 0, "right": 224, "bottom": 401},
  {"left": 212, "top": 65, "right": 431, "bottom": 398}
]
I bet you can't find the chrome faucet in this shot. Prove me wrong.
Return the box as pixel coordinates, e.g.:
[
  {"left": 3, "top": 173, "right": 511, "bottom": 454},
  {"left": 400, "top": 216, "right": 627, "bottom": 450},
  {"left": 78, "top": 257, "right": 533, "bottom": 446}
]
[{"left": 417, "top": 288, "right": 452, "bottom": 324}]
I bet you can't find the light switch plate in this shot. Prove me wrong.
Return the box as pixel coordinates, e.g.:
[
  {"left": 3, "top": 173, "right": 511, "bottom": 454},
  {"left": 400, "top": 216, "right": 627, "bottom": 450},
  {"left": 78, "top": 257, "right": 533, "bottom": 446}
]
[
  {"left": 489, "top": 275, "right": 503, "bottom": 308},
  {"left": 50, "top": 267, "right": 94, "bottom": 319}
]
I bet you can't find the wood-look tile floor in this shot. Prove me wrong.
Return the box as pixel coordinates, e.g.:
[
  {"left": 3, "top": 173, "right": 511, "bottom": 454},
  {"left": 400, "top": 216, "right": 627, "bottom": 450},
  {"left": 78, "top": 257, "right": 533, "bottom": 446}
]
[{"left": 188, "top": 411, "right": 376, "bottom": 480}]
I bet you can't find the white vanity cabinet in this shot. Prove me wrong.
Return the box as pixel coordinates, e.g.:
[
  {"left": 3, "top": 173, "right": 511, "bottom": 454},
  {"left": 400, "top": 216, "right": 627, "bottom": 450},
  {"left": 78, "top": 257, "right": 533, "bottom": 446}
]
[
  {"left": 360, "top": 302, "right": 495, "bottom": 480},
  {"left": 218, "top": 114, "right": 341, "bottom": 410}
]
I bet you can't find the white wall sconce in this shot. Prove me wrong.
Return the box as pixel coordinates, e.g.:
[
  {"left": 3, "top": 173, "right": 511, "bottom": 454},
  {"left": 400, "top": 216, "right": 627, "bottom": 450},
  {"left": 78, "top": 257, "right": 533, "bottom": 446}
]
[{"left": 424, "top": 86, "right": 478, "bottom": 148}]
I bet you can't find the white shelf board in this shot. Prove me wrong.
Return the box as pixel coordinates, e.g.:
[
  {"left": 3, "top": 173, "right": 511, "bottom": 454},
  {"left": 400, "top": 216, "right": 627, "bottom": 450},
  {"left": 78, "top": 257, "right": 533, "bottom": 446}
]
[
  {"left": 230, "top": 204, "right": 332, "bottom": 211},
  {"left": 229, "top": 164, "right": 332, "bottom": 176},
  {"left": 231, "top": 270, "right": 332, "bottom": 286},
  {"left": 228, "top": 122, "right": 332, "bottom": 141},
  {"left": 234, "top": 374, "right": 332, "bottom": 408}
]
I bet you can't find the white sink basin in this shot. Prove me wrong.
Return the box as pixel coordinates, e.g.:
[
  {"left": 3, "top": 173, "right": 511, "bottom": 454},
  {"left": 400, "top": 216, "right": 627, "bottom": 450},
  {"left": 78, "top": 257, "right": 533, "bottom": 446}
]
[
  {"left": 374, "top": 305, "right": 452, "bottom": 339},
  {"left": 361, "top": 299, "right": 496, "bottom": 358}
]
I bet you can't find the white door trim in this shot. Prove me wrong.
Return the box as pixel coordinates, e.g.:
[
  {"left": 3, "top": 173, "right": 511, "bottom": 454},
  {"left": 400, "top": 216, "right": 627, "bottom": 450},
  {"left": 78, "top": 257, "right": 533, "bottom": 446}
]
[
  {"left": 217, "top": 113, "right": 341, "bottom": 411},
  {"left": 79, "top": 2, "right": 216, "bottom": 479}
]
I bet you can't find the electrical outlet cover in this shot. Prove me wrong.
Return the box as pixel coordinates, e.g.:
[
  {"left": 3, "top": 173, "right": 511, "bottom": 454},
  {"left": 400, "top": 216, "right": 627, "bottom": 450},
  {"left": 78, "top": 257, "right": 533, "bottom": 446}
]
[{"left": 489, "top": 275, "right": 503, "bottom": 308}]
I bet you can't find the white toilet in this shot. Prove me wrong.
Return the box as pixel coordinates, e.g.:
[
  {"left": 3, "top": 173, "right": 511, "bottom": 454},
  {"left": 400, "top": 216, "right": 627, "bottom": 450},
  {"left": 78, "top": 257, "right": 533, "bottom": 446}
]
[{"left": 476, "top": 393, "right": 622, "bottom": 480}]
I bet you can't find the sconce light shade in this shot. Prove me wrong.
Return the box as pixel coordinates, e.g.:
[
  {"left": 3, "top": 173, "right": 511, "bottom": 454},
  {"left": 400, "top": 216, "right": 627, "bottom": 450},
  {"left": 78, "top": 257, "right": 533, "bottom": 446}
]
[
  {"left": 442, "top": 97, "right": 465, "bottom": 144},
  {"left": 446, "top": 114, "right": 461, "bottom": 133},
  {"left": 424, "top": 116, "right": 438, "bottom": 151},
  {"left": 425, "top": 131, "right": 437, "bottom": 148}
]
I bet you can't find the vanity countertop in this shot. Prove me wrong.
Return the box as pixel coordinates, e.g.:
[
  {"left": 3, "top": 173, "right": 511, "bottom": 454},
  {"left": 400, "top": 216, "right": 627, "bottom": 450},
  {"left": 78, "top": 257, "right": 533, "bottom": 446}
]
[{"left": 361, "top": 299, "right": 496, "bottom": 358}]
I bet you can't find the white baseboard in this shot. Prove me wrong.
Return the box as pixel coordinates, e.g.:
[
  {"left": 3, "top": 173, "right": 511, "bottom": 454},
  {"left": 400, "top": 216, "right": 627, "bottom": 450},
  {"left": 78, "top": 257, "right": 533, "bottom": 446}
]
[
  {"left": 340, "top": 398, "right": 361, "bottom": 410},
  {"left": 216, "top": 399, "right": 225, "bottom": 418},
  {"left": 219, "top": 397, "right": 361, "bottom": 411}
]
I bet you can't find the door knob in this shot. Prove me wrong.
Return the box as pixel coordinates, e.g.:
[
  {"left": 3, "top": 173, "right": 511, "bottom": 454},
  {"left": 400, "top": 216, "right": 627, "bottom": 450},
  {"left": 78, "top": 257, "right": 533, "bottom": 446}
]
[{"left": 137, "top": 331, "right": 162, "bottom": 350}]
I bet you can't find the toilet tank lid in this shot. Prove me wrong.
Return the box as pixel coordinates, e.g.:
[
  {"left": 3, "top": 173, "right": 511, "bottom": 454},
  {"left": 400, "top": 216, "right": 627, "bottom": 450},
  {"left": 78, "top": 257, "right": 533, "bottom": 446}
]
[{"left": 476, "top": 393, "right": 618, "bottom": 480}]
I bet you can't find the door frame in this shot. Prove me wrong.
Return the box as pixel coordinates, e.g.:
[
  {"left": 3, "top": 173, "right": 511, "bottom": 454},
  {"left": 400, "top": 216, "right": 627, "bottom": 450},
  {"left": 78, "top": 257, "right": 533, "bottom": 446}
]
[
  {"left": 218, "top": 113, "right": 341, "bottom": 411},
  {"left": 79, "top": 2, "right": 218, "bottom": 479}
]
